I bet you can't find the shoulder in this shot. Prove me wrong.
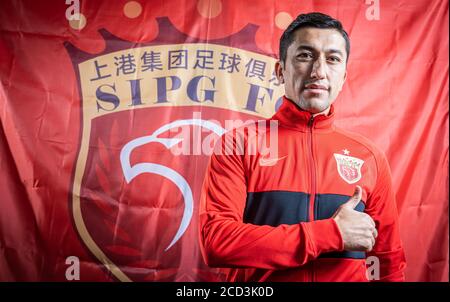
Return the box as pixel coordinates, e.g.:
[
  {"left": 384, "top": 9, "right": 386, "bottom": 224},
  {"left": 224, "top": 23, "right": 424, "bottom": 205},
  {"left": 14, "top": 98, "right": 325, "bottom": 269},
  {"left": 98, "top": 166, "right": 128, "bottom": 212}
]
[{"left": 333, "top": 126, "right": 389, "bottom": 169}]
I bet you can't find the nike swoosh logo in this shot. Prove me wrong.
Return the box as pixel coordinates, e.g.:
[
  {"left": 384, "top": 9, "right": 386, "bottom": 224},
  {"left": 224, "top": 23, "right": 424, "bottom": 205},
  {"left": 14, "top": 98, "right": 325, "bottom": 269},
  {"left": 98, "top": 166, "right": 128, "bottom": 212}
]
[{"left": 259, "top": 155, "right": 287, "bottom": 167}]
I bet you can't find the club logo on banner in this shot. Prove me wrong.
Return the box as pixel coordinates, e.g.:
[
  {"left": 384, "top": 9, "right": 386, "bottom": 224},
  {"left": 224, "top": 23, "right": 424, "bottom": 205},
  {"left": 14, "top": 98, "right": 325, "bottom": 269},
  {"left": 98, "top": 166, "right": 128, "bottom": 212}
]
[{"left": 65, "top": 17, "right": 284, "bottom": 281}]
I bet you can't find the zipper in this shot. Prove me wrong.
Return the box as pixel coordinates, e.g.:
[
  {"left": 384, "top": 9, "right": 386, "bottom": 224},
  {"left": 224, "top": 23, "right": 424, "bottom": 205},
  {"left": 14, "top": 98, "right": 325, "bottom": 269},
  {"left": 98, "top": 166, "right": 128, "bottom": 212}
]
[
  {"left": 307, "top": 115, "right": 317, "bottom": 282},
  {"left": 307, "top": 116, "right": 317, "bottom": 222}
]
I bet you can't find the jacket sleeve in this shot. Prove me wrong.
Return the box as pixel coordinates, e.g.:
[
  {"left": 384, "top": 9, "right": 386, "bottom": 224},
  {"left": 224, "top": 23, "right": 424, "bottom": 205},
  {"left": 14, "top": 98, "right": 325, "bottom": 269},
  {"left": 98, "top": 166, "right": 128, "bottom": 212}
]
[
  {"left": 198, "top": 134, "right": 344, "bottom": 269},
  {"left": 365, "top": 151, "right": 407, "bottom": 281}
]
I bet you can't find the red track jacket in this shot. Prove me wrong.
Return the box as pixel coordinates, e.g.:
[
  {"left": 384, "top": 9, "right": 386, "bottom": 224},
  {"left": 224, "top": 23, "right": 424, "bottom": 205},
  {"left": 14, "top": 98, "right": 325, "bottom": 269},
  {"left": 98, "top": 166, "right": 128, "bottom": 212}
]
[{"left": 199, "top": 97, "right": 406, "bottom": 282}]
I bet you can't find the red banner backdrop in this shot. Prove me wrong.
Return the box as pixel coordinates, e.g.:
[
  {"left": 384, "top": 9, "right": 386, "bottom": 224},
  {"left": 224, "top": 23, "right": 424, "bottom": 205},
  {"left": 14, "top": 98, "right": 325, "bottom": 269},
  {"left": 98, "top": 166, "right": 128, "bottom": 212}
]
[{"left": 0, "top": 0, "right": 448, "bottom": 281}]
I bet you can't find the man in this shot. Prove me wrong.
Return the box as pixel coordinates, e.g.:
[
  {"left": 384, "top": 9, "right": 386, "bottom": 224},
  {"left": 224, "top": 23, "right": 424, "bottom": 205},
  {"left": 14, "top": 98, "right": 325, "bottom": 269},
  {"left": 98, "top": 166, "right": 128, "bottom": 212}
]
[{"left": 199, "top": 12, "right": 406, "bottom": 281}]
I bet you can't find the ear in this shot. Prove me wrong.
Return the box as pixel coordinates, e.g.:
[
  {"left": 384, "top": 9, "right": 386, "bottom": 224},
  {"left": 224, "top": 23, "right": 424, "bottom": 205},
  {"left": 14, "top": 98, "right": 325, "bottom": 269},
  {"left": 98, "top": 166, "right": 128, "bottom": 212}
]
[
  {"left": 275, "top": 61, "right": 285, "bottom": 84},
  {"left": 338, "top": 71, "right": 347, "bottom": 92}
]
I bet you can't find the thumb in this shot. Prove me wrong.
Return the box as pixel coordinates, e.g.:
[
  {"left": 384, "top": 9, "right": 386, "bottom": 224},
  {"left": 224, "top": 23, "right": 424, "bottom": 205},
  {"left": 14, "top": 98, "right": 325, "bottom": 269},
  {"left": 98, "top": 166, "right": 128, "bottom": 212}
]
[{"left": 344, "top": 185, "right": 362, "bottom": 209}]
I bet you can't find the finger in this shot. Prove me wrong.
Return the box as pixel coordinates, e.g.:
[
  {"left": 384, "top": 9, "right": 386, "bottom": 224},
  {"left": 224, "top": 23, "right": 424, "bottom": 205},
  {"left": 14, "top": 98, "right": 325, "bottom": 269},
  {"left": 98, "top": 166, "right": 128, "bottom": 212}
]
[
  {"left": 367, "top": 237, "right": 375, "bottom": 252},
  {"left": 364, "top": 238, "right": 374, "bottom": 252},
  {"left": 364, "top": 214, "right": 376, "bottom": 228},
  {"left": 361, "top": 212, "right": 375, "bottom": 228},
  {"left": 373, "top": 228, "right": 378, "bottom": 239},
  {"left": 371, "top": 235, "right": 376, "bottom": 250},
  {"left": 344, "top": 185, "right": 362, "bottom": 209}
]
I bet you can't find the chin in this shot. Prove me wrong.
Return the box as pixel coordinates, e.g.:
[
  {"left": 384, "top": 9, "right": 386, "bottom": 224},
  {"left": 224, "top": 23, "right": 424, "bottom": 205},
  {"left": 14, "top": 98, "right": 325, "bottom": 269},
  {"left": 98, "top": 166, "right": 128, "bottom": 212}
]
[{"left": 300, "top": 98, "right": 329, "bottom": 113}]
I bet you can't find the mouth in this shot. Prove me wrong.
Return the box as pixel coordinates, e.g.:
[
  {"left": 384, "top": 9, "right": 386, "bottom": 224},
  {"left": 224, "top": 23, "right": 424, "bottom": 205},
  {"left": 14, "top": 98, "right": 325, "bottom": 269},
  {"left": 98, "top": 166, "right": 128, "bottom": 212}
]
[{"left": 303, "top": 83, "right": 329, "bottom": 94}]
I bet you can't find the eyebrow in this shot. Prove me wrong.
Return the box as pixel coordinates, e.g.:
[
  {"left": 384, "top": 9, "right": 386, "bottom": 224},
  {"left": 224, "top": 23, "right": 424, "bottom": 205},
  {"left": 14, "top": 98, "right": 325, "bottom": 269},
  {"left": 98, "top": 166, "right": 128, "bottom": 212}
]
[{"left": 296, "top": 45, "right": 344, "bottom": 57}]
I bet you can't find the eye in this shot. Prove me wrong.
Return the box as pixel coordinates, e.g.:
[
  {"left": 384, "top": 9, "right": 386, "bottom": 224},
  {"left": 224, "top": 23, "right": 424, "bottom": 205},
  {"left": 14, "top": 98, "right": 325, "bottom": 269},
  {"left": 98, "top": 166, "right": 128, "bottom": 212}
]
[
  {"left": 328, "top": 56, "right": 341, "bottom": 63},
  {"left": 297, "top": 52, "right": 313, "bottom": 60}
]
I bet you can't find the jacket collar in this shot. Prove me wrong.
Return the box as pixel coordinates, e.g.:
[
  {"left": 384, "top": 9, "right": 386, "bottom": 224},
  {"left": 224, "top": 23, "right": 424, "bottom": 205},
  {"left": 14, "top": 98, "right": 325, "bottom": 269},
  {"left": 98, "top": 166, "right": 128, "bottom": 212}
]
[{"left": 271, "top": 96, "right": 335, "bottom": 133}]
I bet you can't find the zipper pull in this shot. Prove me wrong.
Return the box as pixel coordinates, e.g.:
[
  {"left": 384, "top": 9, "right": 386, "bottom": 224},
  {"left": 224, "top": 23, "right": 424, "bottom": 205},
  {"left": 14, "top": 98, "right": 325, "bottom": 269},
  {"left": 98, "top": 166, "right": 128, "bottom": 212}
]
[{"left": 308, "top": 116, "right": 314, "bottom": 128}]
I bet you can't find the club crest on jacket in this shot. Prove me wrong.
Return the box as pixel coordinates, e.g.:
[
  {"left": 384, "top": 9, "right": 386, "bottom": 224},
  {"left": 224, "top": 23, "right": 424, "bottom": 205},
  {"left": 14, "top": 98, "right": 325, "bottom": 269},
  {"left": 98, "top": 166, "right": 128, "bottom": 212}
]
[{"left": 333, "top": 153, "right": 364, "bottom": 184}]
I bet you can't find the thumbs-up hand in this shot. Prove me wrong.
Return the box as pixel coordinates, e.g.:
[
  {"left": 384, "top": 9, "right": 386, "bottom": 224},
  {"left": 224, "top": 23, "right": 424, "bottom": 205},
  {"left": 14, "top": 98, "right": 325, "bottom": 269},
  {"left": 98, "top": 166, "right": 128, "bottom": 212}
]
[{"left": 332, "top": 186, "right": 378, "bottom": 252}]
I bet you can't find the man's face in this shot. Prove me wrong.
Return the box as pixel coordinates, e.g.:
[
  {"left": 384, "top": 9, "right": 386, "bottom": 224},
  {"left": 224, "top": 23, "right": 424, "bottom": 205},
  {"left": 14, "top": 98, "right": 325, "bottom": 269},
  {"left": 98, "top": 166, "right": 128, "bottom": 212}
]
[{"left": 276, "top": 27, "right": 348, "bottom": 114}]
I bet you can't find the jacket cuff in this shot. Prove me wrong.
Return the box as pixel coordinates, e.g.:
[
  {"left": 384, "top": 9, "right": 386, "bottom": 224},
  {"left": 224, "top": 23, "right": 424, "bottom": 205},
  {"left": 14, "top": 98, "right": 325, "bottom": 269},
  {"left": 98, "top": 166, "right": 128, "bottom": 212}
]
[{"left": 305, "top": 218, "right": 344, "bottom": 256}]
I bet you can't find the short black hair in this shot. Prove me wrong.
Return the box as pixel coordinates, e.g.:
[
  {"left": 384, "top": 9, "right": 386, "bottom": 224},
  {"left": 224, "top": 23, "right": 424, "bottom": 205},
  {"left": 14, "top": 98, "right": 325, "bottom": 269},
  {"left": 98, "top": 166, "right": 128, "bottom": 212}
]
[{"left": 279, "top": 12, "right": 350, "bottom": 63}]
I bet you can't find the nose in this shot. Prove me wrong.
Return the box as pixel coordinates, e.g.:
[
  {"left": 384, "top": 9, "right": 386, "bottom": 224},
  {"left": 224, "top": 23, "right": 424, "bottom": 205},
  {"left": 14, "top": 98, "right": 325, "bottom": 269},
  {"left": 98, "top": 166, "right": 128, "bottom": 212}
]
[{"left": 311, "top": 57, "right": 326, "bottom": 80}]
